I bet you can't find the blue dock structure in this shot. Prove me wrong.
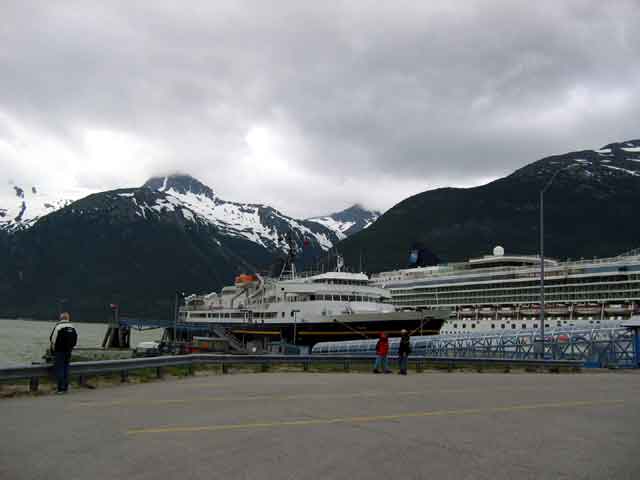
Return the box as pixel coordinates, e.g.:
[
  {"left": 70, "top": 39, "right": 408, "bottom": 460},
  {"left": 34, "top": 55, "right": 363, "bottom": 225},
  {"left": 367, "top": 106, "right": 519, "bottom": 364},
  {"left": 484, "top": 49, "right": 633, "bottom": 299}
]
[
  {"left": 621, "top": 316, "right": 640, "bottom": 368},
  {"left": 313, "top": 324, "right": 638, "bottom": 368}
]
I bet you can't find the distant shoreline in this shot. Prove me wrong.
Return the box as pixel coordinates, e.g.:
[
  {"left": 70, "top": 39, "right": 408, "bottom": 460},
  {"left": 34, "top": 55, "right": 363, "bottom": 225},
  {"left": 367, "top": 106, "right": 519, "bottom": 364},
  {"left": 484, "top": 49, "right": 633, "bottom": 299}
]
[{"left": 0, "top": 317, "right": 109, "bottom": 324}]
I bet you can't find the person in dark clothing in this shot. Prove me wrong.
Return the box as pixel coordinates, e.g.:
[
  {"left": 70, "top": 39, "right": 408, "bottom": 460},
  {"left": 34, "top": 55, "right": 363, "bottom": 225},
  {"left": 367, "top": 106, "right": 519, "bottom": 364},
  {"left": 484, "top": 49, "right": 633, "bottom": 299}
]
[
  {"left": 398, "top": 329, "right": 412, "bottom": 375},
  {"left": 49, "top": 313, "right": 78, "bottom": 394},
  {"left": 373, "top": 332, "right": 391, "bottom": 373}
]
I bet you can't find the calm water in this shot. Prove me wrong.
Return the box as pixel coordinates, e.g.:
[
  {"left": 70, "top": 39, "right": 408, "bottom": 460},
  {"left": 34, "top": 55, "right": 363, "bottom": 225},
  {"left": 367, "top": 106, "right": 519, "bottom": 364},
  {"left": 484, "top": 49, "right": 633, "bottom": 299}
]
[{"left": 0, "top": 319, "right": 161, "bottom": 367}]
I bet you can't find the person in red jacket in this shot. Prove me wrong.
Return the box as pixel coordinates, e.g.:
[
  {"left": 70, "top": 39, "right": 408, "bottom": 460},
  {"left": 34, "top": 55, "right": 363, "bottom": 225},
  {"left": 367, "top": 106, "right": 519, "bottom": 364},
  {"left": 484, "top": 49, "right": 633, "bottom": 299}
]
[{"left": 373, "top": 332, "right": 391, "bottom": 373}]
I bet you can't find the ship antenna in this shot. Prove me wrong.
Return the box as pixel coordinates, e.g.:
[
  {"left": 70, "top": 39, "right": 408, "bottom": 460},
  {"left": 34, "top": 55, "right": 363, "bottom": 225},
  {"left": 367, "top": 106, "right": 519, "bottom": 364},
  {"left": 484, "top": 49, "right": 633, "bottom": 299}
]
[{"left": 279, "top": 231, "right": 298, "bottom": 280}]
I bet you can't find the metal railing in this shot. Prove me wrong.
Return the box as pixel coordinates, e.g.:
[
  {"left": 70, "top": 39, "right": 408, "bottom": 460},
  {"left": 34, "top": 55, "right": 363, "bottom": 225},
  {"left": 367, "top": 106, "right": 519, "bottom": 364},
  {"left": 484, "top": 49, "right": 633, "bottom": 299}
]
[
  {"left": 0, "top": 354, "right": 582, "bottom": 392},
  {"left": 313, "top": 326, "right": 637, "bottom": 368}
]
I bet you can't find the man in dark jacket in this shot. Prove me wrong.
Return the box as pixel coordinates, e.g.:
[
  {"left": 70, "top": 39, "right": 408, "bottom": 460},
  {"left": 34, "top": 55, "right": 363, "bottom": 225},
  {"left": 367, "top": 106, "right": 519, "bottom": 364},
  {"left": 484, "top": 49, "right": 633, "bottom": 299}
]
[
  {"left": 398, "top": 329, "right": 412, "bottom": 375},
  {"left": 49, "top": 313, "right": 78, "bottom": 394}
]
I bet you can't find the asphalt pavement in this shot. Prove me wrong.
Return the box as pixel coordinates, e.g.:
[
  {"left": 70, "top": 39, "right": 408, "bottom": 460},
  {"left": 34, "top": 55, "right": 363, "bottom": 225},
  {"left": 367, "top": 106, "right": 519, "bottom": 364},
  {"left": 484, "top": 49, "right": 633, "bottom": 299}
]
[{"left": 1, "top": 370, "right": 639, "bottom": 480}]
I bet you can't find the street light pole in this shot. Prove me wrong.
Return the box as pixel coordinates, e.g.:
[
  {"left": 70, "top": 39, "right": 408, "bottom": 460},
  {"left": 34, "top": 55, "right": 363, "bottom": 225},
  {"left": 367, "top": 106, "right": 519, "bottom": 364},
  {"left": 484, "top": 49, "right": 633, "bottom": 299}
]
[
  {"left": 539, "top": 189, "right": 545, "bottom": 359},
  {"left": 539, "top": 166, "right": 574, "bottom": 358}
]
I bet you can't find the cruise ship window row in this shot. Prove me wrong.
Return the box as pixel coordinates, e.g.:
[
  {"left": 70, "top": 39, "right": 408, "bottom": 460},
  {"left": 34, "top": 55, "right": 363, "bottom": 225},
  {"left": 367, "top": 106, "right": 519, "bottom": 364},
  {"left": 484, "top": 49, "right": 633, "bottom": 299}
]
[
  {"left": 390, "top": 277, "right": 640, "bottom": 297},
  {"left": 389, "top": 272, "right": 640, "bottom": 293},
  {"left": 443, "top": 320, "right": 609, "bottom": 332},
  {"left": 392, "top": 292, "right": 640, "bottom": 307},
  {"left": 396, "top": 291, "right": 640, "bottom": 304},
  {"left": 408, "top": 287, "right": 640, "bottom": 299},
  {"left": 393, "top": 289, "right": 640, "bottom": 301},
  {"left": 390, "top": 286, "right": 640, "bottom": 303}
]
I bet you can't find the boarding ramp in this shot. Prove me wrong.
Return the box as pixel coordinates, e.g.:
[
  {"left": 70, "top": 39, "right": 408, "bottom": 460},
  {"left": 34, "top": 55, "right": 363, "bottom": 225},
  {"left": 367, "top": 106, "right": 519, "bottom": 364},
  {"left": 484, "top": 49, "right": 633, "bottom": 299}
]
[{"left": 209, "top": 326, "right": 246, "bottom": 353}]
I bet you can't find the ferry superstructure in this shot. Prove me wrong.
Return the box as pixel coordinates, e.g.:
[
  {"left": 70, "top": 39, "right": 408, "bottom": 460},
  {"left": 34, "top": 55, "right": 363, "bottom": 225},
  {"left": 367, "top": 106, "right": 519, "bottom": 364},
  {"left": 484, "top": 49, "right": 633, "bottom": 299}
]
[
  {"left": 371, "top": 246, "right": 640, "bottom": 335},
  {"left": 179, "top": 246, "right": 447, "bottom": 347}
]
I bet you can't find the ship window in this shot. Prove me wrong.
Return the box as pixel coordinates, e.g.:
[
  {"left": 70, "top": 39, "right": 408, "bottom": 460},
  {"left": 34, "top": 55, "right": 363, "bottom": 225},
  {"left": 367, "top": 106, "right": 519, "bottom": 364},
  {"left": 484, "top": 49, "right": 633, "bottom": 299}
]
[
  {"left": 501, "top": 324, "right": 505, "bottom": 329},
  {"left": 282, "top": 312, "right": 285, "bottom": 318},
  {"left": 533, "top": 324, "right": 538, "bottom": 329},
  {"left": 511, "top": 324, "right": 516, "bottom": 329},
  {"left": 471, "top": 324, "right": 476, "bottom": 329},
  {"left": 491, "top": 324, "right": 495, "bottom": 329},
  {"left": 462, "top": 324, "right": 466, "bottom": 329},
  {"left": 453, "top": 324, "right": 457, "bottom": 328}
]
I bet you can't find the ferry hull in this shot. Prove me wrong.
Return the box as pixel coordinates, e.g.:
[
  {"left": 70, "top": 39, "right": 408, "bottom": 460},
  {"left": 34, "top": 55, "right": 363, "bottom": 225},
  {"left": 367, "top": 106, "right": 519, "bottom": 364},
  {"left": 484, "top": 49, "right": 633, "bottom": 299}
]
[{"left": 181, "top": 310, "right": 448, "bottom": 346}]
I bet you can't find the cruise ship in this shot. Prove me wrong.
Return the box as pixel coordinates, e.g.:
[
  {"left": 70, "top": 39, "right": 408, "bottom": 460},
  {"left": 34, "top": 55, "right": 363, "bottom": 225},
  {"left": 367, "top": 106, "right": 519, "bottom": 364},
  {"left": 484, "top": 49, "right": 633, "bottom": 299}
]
[
  {"left": 371, "top": 246, "right": 640, "bottom": 335},
  {"left": 178, "top": 241, "right": 448, "bottom": 348}
]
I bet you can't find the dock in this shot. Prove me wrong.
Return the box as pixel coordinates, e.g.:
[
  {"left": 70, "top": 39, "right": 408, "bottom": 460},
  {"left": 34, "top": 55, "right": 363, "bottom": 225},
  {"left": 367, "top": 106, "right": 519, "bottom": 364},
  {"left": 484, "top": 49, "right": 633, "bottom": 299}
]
[{"left": 1, "top": 370, "right": 639, "bottom": 479}]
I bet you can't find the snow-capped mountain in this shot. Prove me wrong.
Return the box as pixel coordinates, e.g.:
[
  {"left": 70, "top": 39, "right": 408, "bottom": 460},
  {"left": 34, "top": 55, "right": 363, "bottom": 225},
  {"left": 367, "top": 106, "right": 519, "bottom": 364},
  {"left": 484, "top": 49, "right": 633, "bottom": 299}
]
[
  {"left": 339, "top": 138, "right": 640, "bottom": 272},
  {"left": 307, "top": 204, "right": 381, "bottom": 240},
  {"left": 0, "top": 174, "right": 343, "bottom": 253},
  {"left": 0, "top": 183, "right": 73, "bottom": 232},
  {"left": 511, "top": 138, "right": 640, "bottom": 182},
  {"left": 143, "top": 175, "right": 339, "bottom": 251},
  {"left": 0, "top": 179, "right": 344, "bottom": 319}
]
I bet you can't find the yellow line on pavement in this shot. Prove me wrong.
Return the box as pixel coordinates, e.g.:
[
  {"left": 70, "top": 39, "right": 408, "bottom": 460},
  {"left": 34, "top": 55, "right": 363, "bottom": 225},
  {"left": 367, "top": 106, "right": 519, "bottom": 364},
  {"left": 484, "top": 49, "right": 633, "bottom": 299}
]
[
  {"left": 74, "top": 385, "right": 555, "bottom": 408},
  {"left": 127, "top": 399, "right": 625, "bottom": 435}
]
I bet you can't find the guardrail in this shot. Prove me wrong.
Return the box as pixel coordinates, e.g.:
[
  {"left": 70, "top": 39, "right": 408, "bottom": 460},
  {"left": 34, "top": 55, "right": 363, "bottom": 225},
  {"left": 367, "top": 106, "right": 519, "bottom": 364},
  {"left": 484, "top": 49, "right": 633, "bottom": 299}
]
[{"left": 0, "top": 354, "right": 583, "bottom": 392}]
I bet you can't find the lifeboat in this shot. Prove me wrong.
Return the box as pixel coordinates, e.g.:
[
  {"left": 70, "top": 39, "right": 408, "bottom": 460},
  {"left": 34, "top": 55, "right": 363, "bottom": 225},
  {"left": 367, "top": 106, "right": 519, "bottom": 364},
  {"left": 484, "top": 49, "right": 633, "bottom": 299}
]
[
  {"left": 520, "top": 304, "right": 540, "bottom": 316},
  {"left": 546, "top": 303, "right": 570, "bottom": 315},
  {"left": 575, "top": 303, "right": 601, "bottom": 315},
  {"left": 234, "top": 274, "right": 258, "bottom": 288},
  {"left": 604, "top": 303, "right": 630, "bottom": 313}
]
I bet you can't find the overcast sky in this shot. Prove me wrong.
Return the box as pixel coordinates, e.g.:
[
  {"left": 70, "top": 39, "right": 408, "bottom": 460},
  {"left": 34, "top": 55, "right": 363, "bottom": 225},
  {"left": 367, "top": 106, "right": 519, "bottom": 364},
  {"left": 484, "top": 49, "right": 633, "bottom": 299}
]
[{"left": 1, "top": 1, "right": 639, "bottom": 217}]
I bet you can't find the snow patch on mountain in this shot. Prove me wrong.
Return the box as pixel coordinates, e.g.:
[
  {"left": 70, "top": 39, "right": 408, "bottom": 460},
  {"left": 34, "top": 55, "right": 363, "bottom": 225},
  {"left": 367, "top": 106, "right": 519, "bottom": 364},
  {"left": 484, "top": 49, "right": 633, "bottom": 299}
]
[
  {"left": 308, "top": 204, "right": 381, "bottom": 240},
  {"left": 143, "top": 175, "right": 337, "bottom": 252},
  {"left": 512, "top": 139, "right": 640, "bottom": 184},
  {"left": 306, "top": 217, "right": 354, "bottom": 240},
  {"left": 0, "top": 183, "right": 75, "bottom": 231},
  {"left": 602, "top": 165, "right": 640, "bottom": 176}
]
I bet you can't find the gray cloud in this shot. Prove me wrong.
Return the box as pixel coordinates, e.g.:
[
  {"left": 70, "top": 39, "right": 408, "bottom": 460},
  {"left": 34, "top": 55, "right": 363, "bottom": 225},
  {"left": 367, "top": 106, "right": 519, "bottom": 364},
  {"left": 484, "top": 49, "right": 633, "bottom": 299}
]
[{"left": 1, "top": 0, "right": 639, "bottom": 217}]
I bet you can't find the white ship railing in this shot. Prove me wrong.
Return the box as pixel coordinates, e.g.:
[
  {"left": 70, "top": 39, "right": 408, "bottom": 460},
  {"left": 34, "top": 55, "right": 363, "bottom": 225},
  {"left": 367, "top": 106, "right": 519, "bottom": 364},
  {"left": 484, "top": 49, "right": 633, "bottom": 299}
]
[{"left": 371, "top": 253, "right": 640, "bottom": 283}]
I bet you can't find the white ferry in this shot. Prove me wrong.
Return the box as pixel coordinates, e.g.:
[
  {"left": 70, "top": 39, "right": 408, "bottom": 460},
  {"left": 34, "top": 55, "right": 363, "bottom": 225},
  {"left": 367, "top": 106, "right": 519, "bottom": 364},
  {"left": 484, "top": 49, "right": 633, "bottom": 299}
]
[
  {"left": 371, "top": 246, "right": 640, "bottom": 335},
  {"left": 179, "top": 244, "right": 448, "bottom": 347}
]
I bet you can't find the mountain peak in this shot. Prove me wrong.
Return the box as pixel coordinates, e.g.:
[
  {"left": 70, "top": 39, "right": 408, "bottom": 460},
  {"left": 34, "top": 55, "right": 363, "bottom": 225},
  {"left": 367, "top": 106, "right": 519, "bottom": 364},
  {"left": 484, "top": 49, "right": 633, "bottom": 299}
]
[
  {"left": 343, "top": 203, "right": 379, "bottom": 215},
  {"left": 143, "top": 174, "right": 215, "bottom": 199},
  {"left": 600, "top": 139, "right": 640, "bottom": 151},
  {"left": 508, "top": 137, "right": 640, "bottom": 187},
  {"left": 307, "top": 204, "right": 381, "bottom": 239}
]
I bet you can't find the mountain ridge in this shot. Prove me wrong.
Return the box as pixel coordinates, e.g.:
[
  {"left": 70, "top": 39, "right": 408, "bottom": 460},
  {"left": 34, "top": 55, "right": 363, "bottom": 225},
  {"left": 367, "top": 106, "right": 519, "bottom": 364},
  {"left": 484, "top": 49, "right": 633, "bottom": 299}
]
[{"left": 338, "top": 138, "right": 640, "bottom": 272}]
